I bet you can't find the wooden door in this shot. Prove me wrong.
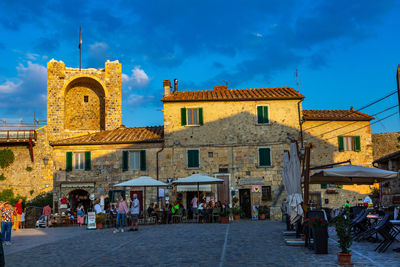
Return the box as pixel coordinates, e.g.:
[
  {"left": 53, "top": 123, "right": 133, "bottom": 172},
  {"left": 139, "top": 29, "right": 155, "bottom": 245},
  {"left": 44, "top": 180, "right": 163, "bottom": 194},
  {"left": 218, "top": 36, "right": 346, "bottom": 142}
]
[{"left": 217, "top": 175, "right": 230, "bottom": 204}]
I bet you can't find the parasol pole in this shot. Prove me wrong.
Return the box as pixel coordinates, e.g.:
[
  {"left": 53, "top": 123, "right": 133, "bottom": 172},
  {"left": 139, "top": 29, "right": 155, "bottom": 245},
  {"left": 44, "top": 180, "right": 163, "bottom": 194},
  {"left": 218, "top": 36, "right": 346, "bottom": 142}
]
[
  {"left": 143, "top": 186, "right": 146, "bottom": 218},
  {"left": 197, "top": 183, "right": 200, "bottom": 201}
]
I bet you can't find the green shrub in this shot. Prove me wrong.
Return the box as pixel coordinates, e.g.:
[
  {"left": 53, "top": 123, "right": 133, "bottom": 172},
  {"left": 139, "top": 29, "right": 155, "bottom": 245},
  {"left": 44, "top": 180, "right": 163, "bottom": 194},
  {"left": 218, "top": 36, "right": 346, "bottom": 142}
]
[
  {"left": 26, "top": 192, "right": 53, "bottom": 208},
  {"left": 335, "top": 207, "right": 352, "bottom": 253},
  {"left": 232, "top": 205, "right": 243, "bottom": 215},
  {"left": 0, "top": 188, "right": 26, "bottom": 206},
  {"left": 29, "top": 190, "right": 34, "bottom": 195},
  {"left": 0, "top": 149, "right": 15, "bottom": 169},
  {"left": 26, "top": 166, "right": 33, "bottom": 172},
  {"left": 0, "top": 173, "right": 5, "bottom": 181},
  {"left": 258, "top": 206, "right": 269, "bottom": 215}
]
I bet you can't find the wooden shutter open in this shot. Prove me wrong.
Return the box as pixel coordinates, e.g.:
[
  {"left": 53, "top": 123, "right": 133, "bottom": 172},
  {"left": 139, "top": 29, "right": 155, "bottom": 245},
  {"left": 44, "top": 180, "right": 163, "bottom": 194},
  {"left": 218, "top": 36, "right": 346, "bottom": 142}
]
[
  {"left": 354, "top": 136, "right": 361, "bottom": 152},
  {"left": 338, "top": 136, "right": 344, "bottom": 152},
  {"left": 181, "top": 108, "right": 187, "bottom": 126},
  {"left": 257, "top": 106, "right": 263, "bottom": 123},
  {"left": 263, "top": 106, "right": 269, "bottom": 123},
  {"left": 66, "top": 152, "right": 72, "bottom": 171},
  {"left": 198, "top": 108, "right": 203, "bottom": 125},
  {"left": 84, "top": 151, "right": 91, "bottom": 171},
  {"left": 122, "top": 151, "right": 129, "bottom": 171},
  {"left": 140, "top": 150, "right": 146, "bottom": 170}
]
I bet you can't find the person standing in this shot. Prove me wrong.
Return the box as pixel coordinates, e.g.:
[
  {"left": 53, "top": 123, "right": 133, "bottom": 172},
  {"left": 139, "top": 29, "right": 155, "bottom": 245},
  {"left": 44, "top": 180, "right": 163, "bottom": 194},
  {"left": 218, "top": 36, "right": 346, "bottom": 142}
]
[
  {"left": 344, "top": 200, "right": 350, "bottom": 208},
  {"left": 129, "top": 194, "right": 140, "bottom": 232},
  {"left": 114, "top": 195, "right": 128, "bottom": 233},
  {"left": 42, "top": 204, "right": 52, "bottom": 227},
  {"left": 1, "top": 202, "right": 14, "bottom": 245},
  {"left": 77, "top": 203, "right": 85, "bottom": 227},
  {"left": 13, "top": 199, "right": 23, "bottom": 231},
  {"left": 21, "top": 210, "right": 26, "bottom": 229}
]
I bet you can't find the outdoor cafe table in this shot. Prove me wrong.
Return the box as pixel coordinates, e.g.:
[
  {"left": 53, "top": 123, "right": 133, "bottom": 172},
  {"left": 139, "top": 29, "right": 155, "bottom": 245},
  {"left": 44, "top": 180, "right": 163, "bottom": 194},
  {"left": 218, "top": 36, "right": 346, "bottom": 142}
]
[{"left": 389, "top": 220, "right": 400, "bottom": 252}]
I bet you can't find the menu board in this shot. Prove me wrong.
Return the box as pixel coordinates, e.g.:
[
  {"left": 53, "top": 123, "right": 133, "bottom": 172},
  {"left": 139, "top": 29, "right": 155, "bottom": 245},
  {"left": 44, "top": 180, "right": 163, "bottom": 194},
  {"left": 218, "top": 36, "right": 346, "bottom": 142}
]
[{"left": 87, "top": 212, "right": 96, "bottom": 230}]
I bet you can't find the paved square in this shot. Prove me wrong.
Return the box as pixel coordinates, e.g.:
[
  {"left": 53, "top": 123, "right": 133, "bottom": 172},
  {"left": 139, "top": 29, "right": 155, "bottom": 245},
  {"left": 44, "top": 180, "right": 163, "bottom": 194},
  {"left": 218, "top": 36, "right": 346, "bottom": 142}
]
[{"left": 3, "top": 221, "right": 400, "bottom": 266}]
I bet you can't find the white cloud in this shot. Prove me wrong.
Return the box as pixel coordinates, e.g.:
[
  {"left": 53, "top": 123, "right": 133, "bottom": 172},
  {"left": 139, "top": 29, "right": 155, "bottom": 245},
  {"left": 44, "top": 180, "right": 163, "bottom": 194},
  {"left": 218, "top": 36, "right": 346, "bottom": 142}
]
[
  {"left": 0, "top": 61, "right": 46, "bottom": 94},
  {"left": 122, "top": 66, "right": 150, "bottom": 90},
  {"left": 88, "top": 42, "right": 111, "bottom": 67},
  {"left": 254, "top": 33, "right": 263, "bottom": 38},
  {"left": 0, "top": 81, "right": 21, "bottom": 93},
  {"left": 126, "top": 93, "right": 155, "bottom": 107}
]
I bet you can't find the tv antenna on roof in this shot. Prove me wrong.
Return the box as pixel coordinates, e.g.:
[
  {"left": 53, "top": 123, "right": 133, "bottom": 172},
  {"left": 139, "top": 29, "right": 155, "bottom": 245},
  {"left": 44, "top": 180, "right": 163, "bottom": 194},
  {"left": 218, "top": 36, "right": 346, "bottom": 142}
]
[{"left": 222, "top": 80, "right": 228, "bottom": 86}]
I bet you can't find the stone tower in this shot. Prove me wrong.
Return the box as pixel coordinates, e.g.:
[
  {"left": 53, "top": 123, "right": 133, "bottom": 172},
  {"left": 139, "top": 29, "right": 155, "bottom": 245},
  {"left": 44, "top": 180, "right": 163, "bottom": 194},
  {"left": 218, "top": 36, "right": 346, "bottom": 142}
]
[{"left": 46, "top": 59, "right": 122, "bottom": 141}]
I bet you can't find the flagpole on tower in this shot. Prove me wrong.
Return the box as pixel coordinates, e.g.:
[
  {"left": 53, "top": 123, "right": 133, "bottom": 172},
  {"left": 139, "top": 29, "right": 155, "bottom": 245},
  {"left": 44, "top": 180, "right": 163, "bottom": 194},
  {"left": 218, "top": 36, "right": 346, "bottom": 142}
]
[{"left": 79, "top": 26, "right": 82, "bottom": 71}]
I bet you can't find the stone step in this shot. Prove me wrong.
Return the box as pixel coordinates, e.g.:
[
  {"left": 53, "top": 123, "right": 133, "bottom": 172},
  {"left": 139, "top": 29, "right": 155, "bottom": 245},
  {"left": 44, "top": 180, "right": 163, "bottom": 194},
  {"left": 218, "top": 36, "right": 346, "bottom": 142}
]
[
  {"left": 285, "top": 240, "right": 305, "bottom": 246},
  {"left": 282, "top": 231, "right": 296, "bottom": 236}
]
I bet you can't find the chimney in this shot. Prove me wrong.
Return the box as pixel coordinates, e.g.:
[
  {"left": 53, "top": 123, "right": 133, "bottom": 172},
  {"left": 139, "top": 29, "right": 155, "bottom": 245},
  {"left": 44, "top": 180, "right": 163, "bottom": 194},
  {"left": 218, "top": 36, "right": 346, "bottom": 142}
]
[
  {"left": 213, "top": 85, "right": 228, "bottom": 92},
  {"left": 174, "top": 79, "right": 178, "bottom": 92},
  {"left": 163, "top": 80, "right": 171, "bottom": 96}
]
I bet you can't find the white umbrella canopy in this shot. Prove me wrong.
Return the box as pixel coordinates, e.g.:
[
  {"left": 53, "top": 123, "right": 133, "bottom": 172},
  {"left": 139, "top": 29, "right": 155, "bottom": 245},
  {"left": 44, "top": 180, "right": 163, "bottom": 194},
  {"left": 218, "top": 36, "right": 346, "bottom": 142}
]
[
  {"left": 113, "top": 176, "right": 168, "bottom": 187},
  {"left": 172, "top": 174, "right": 224, "bottom": 185},
  {"left": 287, "top": 142, "right": 303, "bottom": 224},
  {"left": 310, "top": 165, "right": 399, "bottom": 185}
]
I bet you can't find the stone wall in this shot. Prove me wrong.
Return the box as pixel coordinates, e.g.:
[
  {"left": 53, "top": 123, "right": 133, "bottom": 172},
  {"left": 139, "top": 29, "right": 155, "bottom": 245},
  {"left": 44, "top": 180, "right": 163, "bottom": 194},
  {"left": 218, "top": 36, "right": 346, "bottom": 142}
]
[
  {"left": 47, "top": 60, "right": 122, "bottom": 142},
  {"left": 372, "top": 132, "right": 400, "bottom": 160},
  {"left": 0, "top": 129, "right": 53, "bottom": 200},
  {"left": 303, "top": 120, "right": 374, "bottom": 208}
]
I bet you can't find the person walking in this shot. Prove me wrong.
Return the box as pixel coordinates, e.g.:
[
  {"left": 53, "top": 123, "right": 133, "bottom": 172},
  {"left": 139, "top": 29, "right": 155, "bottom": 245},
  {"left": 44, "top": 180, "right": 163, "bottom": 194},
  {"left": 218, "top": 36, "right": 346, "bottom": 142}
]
[
  {"left": 1, "top": 202, "right": 14, "bottom": 245},
  {"left": 129, "top": 194, "right": 140, "bottom": 232},
  {"left": 114, "top": 195, "right": 128, "bottom": 234},
  {"left": 42, "top": 204, "right": 51, "bottom": 227},
  {"left": 13, "top": 199, "right": 23, "bottom": 231},
  {"left": 77, "top": 203, "right": 85, "bottom": 227}
]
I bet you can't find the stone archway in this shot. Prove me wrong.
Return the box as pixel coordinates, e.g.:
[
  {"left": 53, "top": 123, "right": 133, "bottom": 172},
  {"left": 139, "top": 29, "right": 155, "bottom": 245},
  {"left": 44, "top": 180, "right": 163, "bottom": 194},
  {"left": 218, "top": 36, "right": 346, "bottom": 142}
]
[
  {"left": 68, "top": 189, "right": 91, "bottom": 213},
  {"left": 64, "top": 76, "right": 106, "bottom": 131}
]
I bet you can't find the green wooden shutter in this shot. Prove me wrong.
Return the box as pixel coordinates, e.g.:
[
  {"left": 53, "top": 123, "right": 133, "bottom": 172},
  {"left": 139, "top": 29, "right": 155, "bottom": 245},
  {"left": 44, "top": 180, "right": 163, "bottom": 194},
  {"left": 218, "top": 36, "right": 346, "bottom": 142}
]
[
  {"left": 140, "top": 150, "right": 146, "bottom": 170},
  {"left": 66, "top": 152, "right": 72, "bottom": 171},
  {"left": 122, "top": 151, "right": 129, "bottom": 171},
  {"left": 354, "top": 136, "right": 361, "bottom": 152},
  {"left": 259, "top": 148, "right": 271, "bottom": 166},
  {"left": 338, "top": 136, "right": 344, "bottom": 152},
  {"left": 181, "top": 108, "right": 187, "bottom": 126},
  {"left": 257, "top": 106, "right": 263, "bottom": 123},
  {"left": 198, "top": 108, "right": 203, "bottom": 125},
  {"left": 263, "top": 106, "right": 269, "bottom": 123},
  {"left": 84, "top": 151, "right": 91, "bottom": 171},
  {"left": 193, "top": 150, "right": 199, "bottom": 168},
  {"left": 188, "top": 150, "right": 193, "bottom": 168},
  {"left": 321, "top": 184, "right": 327, "bottom": 189}
]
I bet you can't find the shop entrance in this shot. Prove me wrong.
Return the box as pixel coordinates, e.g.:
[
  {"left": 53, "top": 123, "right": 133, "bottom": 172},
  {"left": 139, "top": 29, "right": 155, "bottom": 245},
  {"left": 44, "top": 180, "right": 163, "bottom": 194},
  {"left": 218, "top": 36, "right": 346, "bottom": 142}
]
[
  {"left": 68, "top": 189, "right": 91, "bottom": 213},
  {"left": 130, "top": 191, "right": 143, "bottom": 216},
  {"left": 186, "top": 191, "right": 197, "bottom": 219},
  {"left": 239, "top": 189, "right": 251, "bottom": 218}
]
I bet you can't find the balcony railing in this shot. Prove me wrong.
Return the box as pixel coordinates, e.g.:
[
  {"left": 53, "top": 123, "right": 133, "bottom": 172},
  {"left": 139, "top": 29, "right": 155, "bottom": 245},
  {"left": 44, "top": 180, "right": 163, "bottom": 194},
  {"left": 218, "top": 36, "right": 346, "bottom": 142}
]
[{"left": 0, "top": 130, "right": 37, "bottom": 142}]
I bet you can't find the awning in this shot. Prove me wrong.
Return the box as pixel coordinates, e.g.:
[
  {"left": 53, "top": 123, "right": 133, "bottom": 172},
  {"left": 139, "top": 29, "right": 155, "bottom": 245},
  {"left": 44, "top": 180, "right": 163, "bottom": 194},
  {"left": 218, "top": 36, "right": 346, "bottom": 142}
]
[
  {"left": 176, "top": 185, "right": 212, "bottom": 192},
  {"left": 238, "top": 178, "right": 266, "bottom": 185},
  {"left": 113, "top": 176, "right": 167, "bottom": 187}
]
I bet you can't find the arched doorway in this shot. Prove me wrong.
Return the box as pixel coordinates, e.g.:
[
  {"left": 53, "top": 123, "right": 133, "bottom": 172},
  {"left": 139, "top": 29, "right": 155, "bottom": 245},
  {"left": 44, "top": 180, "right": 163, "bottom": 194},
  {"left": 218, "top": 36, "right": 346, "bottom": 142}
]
[{"left": 68, "top": 189, "right": 91, "bottom": 213}]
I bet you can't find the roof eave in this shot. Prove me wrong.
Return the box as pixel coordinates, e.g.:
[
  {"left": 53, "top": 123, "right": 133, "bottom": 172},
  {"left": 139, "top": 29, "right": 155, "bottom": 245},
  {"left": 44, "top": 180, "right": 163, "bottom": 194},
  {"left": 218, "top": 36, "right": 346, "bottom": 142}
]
[
  {"left": 50, "top": 139, "right": 164, "bottom": 147},
  {"left": 161, "top": 96, "right": 305, "bottom": 103}
]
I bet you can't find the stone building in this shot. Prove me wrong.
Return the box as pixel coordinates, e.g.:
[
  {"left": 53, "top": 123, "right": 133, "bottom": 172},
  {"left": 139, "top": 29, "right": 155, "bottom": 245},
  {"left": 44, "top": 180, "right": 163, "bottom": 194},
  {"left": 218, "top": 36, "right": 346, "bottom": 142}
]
[{"left": 0, "top": 59, "right": 376, "bottom": 220}]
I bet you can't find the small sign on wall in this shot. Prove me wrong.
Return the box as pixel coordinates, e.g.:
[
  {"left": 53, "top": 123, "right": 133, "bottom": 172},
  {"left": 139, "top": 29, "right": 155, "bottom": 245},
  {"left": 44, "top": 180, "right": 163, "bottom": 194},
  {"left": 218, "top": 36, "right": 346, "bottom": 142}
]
[{"left": 252, "top": 185, "right": 261, "bottom": 193}]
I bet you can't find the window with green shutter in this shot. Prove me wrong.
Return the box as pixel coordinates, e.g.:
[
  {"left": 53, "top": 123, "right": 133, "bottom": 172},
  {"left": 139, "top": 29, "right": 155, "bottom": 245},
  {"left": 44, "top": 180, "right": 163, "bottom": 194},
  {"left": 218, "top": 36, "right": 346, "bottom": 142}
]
[
  {"left": 198, "top": 108, "right": 203, "bottom": 125},
  {"left": 122, "top": 151, "right": 129, "bottom": 171},
  {"left": 257, "top": 106, "right": 269, "bottom": 124},
  {"left": 84, "top": 151, "right": 91, "bottom": 171},
  {"left": 339, "top": 136, "right": 361, "bottom": 152},
  {"left": 259, "top": 147, "right": 271, "bottom": 167},
  {"left": 140, "top": 150, "right": 146, "bottom": 170},
  {"left": 66, "top": 152, "right": 72, "bottom": 171},
  {"left": 338, "top": 136, "right": 344, "bottom": 152},
  {"left": 187, "top": 149, "right": 200, "bottom": 168}
]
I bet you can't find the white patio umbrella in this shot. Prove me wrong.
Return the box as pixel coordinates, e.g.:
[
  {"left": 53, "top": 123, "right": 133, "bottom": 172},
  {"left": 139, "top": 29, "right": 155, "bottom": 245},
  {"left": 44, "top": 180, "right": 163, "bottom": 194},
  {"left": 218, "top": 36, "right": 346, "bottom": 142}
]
[
  {"left": 172, "top": 174, "right": 224, "bottom": 200},
  {"left": 113, "top": 176, "right": 168, "bottom": 215},
  {"left": 287, "top": 142, "right": 303, "bottom": 224},
  {"left": 309, "top": 165, "right": 398, "bottom": 185}
]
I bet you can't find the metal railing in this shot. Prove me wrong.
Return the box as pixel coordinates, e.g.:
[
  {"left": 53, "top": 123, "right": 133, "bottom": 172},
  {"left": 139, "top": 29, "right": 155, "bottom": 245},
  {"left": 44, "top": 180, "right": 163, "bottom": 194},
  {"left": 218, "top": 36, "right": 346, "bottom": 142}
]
[{"left": 0, "top": 130, "right": 37, "bottom": 141}]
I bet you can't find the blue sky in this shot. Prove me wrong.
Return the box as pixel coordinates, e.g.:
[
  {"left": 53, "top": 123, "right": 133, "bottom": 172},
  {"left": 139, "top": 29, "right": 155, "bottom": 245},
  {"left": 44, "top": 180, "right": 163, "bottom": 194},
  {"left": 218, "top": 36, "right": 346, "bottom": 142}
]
[{"left": 0, "top": 0, "right": 399, "bottom": 133}]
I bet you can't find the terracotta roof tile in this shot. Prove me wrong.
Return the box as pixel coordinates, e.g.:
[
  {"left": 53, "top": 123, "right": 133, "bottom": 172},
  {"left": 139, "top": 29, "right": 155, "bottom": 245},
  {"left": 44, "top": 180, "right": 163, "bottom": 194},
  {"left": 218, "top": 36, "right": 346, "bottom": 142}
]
[
  {"left": 161, "top": 86, "right": 304, "bottom": 102},
  {"left": 51, "top": 125, "right": 163, "bottom": 146},
  {"left": 303, "top": 109, "right": 374, "bottom": 121}
]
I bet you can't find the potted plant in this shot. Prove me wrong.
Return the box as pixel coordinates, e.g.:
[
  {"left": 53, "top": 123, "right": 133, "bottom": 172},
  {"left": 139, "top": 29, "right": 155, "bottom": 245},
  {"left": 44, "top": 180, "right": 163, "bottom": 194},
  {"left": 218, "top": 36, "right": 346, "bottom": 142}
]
[
  {"left": 232, "top": 206, "right": 242, "bottom": 221},
  {"left": 219, "top": 209, "right": 230, "bottom": 224},
  {"left": 258, "top": 206, "right": 268, "bottom": 220},
  {"left": 335, "top": 208, "right": 352, "bottom": 265},
  {"left": 96, "top": 214, "right": 105, "bottom": 229},
  {"left": 306, "top": 216, "right": 328, "bottom": 254}
]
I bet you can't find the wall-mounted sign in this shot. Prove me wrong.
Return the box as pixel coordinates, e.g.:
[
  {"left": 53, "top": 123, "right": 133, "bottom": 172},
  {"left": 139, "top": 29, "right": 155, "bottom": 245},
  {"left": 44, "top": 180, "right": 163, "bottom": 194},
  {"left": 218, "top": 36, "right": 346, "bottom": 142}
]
[{"left": 252, "top": 185, "right": 261, "bottom": 193}]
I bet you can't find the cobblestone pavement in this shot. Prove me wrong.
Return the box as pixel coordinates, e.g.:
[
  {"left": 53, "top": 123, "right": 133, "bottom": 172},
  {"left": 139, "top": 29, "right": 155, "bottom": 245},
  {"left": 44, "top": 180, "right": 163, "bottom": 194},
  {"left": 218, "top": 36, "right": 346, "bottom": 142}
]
[{"left": 3, "top": 221, "right": 400, "bottom": 266}]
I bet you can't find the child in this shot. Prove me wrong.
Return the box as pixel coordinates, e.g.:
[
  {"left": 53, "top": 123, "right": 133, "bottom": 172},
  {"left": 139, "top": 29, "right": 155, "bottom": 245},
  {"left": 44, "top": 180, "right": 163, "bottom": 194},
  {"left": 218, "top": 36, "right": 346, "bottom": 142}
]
[{"left": 21, "top": 210, "right": 26, "bottom": 229}]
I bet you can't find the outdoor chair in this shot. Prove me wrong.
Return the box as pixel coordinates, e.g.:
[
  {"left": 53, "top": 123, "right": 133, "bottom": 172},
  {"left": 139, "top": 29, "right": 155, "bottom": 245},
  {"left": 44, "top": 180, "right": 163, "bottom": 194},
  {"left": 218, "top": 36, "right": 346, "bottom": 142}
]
[
  {"left": 375, "top": 218, "right": 400, "bottom": 253},
  {"left": 212, "top": 208, "right": 221, "bottom": 223},
  {"left": 172, "top": 209, "right": 183, "bottom": 223},
  {"left": 351, "top": 210, "right": 369, "bottom": 236},
  {"left": 104, "top": 213, "right": 114, "bottom": 228},
  {"left": 354, "top": 213, "right": 389, "bottom": 242},
  {"left": 193, "top": 209, "right": 200, "bottom": 223}
]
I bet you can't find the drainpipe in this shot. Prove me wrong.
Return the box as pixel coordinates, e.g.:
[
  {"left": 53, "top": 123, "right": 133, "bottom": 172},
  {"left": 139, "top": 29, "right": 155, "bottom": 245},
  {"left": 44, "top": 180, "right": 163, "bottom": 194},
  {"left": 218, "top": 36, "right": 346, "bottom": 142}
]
[
  {"left": 297, "top": 99, "right": 304, "bottom": 149},
  {"left": 156, "top": 144, "right": 165, "bottom": 206}
]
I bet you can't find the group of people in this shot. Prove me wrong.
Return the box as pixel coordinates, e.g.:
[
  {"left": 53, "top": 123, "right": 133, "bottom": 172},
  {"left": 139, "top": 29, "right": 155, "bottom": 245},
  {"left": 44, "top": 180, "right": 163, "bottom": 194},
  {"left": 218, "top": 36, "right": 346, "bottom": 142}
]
[
  {"left": 0, "top": 199, "right": 26, "bottom": 246},
  {"left": 112, "top": 194, "right": 140, "bottom": 233}
]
